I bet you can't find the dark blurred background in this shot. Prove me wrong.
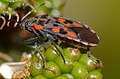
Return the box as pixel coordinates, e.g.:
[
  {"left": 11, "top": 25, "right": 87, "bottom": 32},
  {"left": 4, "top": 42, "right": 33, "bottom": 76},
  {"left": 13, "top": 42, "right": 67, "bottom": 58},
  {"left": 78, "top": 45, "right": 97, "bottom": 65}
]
[{"left": 63, "top": 0, "right": 120, "bottom": 79}]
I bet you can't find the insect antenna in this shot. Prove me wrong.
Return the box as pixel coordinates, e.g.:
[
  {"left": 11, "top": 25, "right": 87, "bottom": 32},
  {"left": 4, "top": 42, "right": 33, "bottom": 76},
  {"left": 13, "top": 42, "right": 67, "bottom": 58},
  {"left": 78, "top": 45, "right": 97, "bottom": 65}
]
[{"left": 21, "top": 3, "right": 45, "bottom": 22}]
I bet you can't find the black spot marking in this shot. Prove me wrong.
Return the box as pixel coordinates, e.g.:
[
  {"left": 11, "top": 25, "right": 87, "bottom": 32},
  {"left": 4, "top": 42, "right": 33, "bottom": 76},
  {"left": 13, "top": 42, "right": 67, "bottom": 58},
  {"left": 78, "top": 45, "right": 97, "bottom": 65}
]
[
  {"left": 53, "top": 17, "right": 58, "bottom": 20},
  {"left": 56, "top": 21, "right": 61, "bottom": 24},
  {"left": 59, "top": 28, "right": 67, "bottom": 34},
  {"left": 40, "top": 14, "right": 48, "bottom": 18},
  {"left": 66, "top": 19, "right": 73, "bottom": 24},
  {"left": 35, "top": 20, "right": 45, "bottom": 26},
  {"left": 46, "top": 19, "right": 51, "bottom": 24},
  {"left": 52, "top": 35, "right": 58, "bottom": 42},
  {"left": 34, "top": 16, "right": 39, "bottom": 18},
  {"left": 64, "top": 21, "right": 68, "bottom": 24},
  {"left": 53, "top": 24, "right": 59, "bottom": 26},
  {"left": 36, "top": 20, "right": 41, "bottom": 25}
]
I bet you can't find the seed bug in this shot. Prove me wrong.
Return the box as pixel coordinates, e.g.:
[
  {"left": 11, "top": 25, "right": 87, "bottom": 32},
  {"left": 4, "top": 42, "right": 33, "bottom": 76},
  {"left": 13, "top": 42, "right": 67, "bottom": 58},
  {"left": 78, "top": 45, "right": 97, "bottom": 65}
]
[{"left": 20, "top": 3, "right": 99, "bottom": 68}]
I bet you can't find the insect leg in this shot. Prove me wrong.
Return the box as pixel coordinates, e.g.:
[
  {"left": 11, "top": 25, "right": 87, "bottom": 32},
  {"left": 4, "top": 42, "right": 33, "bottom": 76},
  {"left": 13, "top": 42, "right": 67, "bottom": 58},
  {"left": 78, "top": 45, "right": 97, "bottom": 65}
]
[
  {"left": 46, "top": 33, "right": 66, "bottom": 64},
  {"left": 87, "top": 47, "right": 91, "bottom": 57},
  {"left": 25, "top": 36, "right": 46, "bottom": 68},
  {"left": 34, "top": 42, "right": 46, "bottom": 68},
  {"left": 24, "top": 37, "right": 39, "bottom": 45},
  {"left": 87, "top": 47, "right": 101, "bottom": 64},
  {"left": 87, "top": 47, "right": 97, "bottom": 61}
]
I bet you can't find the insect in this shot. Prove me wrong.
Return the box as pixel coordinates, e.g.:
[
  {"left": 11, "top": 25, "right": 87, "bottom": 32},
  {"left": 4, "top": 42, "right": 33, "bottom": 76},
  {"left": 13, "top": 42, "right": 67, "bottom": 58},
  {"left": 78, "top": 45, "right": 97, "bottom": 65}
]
[{"left": 20, "top": 3, "right": 99, "bottom": 68}]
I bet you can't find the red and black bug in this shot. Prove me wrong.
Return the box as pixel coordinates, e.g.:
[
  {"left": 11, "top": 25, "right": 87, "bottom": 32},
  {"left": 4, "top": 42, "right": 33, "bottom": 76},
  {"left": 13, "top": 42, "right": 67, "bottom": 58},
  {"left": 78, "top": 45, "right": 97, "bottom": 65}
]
[
  {"left": 20, "top": 3, "right": 99, "bottom": 68},
  {"left": 21, "top": 14, "right": 99, "bottom": 46}
]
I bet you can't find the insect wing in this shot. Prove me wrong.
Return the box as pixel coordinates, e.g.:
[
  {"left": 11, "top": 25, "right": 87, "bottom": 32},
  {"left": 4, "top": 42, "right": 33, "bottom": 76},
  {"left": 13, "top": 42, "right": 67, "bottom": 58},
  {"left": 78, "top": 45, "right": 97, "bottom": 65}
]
[
  {"left": 43, "top": 26, "right": 81, "bottom": 42},
  {"left": 68, "top": 26, "right": 99, "bottom": 46},
  {"left": 53, "top": 17, "right": 99, "bottom": 46},
  {"left": 45, "top": 17, "right": 99, "bottom": 46}
]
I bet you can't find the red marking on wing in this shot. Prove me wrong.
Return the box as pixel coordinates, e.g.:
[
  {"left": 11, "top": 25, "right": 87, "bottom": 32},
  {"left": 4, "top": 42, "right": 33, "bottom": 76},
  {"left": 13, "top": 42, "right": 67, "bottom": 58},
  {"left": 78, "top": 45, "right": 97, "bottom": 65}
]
[
  {"left": 30, "top": 22, "right": 36, "bottom": 26},
  {"left": 66, "top": 31, "right": 78, "bottom": 38},
  {"left": 34, "top": 18, "right": 47, "bottom": 22},
  {"left": 73, "top": 22, "right": 82, "bottom": 27},
  {"left": 58, "top": 18, "right": 65, "bottom": 24},
  {"left": 58, "top": 18, "right": 72, "bottom": 26},
  {"left": 34, "top": 25, "right": 43, "bottom": 30},
  {"left": 40, "top": 18, "right": 47, "bottom": 21},
  {"left": 63, "top": 27, "right": 69, "bottom": 31},
  {"left": 49, "top": 16, "right": 57, "bottom": 22},
  {"left": 64, "top": 23, "right": 71, "bottom": 27},
  {"left": 52, "top": 28, "right": 60, "bottom": 32},
  {"left": 48, "top": 27, "right": 78, "bottom": 39},
  {"left": 47, "top": 24, "right": 53, "bottom": 27}
]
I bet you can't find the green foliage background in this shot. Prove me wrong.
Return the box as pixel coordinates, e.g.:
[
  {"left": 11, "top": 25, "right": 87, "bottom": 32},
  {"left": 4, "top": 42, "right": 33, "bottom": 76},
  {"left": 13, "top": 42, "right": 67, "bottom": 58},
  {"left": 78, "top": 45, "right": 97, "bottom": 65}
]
[{"left": 63, "top": 0, "right": 120, "bottom": 79}]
